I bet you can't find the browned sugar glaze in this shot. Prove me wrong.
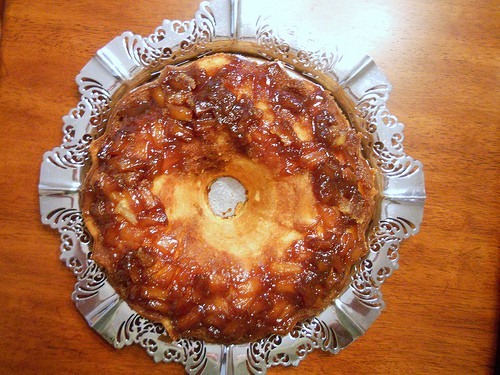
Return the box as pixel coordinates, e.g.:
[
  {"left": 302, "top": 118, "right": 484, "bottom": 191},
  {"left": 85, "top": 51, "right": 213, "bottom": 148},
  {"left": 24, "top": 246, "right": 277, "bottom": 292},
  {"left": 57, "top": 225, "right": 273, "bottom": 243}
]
[{"left": 82, "top": 53, "right": 377, "bottom": 344}]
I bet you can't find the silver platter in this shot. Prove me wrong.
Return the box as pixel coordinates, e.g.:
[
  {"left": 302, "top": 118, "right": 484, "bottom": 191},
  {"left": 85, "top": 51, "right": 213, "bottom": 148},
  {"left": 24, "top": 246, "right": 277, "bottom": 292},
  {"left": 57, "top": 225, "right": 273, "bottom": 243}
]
[{"left": 38, "top": 0, "right": 426, "bottom": 373}]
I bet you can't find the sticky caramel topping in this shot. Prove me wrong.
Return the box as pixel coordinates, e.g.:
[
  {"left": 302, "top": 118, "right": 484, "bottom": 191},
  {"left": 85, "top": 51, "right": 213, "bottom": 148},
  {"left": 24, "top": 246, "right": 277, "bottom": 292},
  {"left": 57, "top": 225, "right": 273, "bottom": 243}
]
[{"left": 81, "top": 53, "right": 377, "bottom": 343}]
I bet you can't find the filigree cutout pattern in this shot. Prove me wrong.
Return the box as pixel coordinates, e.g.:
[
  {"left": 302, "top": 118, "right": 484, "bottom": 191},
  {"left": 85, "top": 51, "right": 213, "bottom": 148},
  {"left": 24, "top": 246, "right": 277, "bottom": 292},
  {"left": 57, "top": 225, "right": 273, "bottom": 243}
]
[
  {"left": 289, "top": 318, "right": 340, "bottom": 355},
  {"left": 43, "top": 208, "right": 90, "bottom": 275},
  {"left": 73, "top": 262, "right": 107, "bottom": 300},
  {"left": 351, "top": 259, "right": 384, "bottom": 309},
  {"left": 49, "top": 78, "right": 111, "bottom": 169},
  {"left": 255, "top": 19, "right": 341, "bottom": 79},
  {"left": 123, "top": 1, "right": 216, "bottom": 67},
  {"left": 354, "top": 84, "right": 422, "bottom": 178},
  {"left": 115, "top": 314, "right": 208, "bottom": 373},
  {"left": 245, "top": 318, "right": 339, "bottom": 374},
  {"left": 247, "top": 335, "right": 283, "bottom": 373},
  {"left": 351, "top": 217, "right": 418, "bottom": 307},
  {"left": 116, "top": 313, "right": 165, "bottom": 349}
]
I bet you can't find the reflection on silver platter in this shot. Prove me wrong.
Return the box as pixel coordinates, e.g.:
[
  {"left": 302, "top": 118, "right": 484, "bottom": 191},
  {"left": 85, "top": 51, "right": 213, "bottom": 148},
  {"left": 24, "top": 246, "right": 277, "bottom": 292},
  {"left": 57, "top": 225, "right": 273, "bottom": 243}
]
[{"left": 39, "top": 0, "right": 425, "bottom": 373}]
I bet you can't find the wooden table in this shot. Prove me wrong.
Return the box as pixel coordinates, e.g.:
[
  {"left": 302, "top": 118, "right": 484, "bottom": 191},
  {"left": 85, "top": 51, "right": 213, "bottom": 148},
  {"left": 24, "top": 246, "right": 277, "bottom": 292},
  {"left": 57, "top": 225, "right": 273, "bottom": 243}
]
[{"left": 0, "top": 0, "right": 498, "bottom": 373}]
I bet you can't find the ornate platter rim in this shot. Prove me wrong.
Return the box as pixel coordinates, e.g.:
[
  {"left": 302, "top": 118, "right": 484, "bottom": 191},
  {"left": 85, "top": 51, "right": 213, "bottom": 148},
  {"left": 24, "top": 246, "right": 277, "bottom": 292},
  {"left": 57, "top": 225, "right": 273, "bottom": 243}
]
[{"left": 39, "top": 1, "right": 425, "bottom": 374}]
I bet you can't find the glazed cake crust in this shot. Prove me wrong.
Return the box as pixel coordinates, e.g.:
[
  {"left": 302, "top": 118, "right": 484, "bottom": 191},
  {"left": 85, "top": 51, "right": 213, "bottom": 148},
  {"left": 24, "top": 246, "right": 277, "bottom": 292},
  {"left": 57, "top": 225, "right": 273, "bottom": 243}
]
[{"left": 81, "top": 53, "right": 376, "bottom": 343}]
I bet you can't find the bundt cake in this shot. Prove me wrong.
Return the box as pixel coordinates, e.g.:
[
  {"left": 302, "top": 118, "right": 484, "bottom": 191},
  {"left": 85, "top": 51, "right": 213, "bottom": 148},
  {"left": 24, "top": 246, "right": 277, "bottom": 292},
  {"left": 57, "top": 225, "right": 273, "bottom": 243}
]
[{"left": 81, "top": 53, "right": 377, "bottom": 343}]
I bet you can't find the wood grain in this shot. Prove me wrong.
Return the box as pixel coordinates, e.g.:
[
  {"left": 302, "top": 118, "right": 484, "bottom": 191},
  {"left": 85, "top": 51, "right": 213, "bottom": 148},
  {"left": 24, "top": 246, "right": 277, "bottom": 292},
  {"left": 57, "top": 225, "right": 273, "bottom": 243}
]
[{"left": 0, "top": 0, "right": 498, "bottom": 374}]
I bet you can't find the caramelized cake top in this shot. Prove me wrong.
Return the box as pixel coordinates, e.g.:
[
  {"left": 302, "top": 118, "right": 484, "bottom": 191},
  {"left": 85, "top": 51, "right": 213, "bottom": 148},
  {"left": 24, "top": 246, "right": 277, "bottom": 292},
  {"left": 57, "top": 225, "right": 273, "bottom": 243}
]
[{"left": 81, "top": 53, "right": 377, "bottom": 343}]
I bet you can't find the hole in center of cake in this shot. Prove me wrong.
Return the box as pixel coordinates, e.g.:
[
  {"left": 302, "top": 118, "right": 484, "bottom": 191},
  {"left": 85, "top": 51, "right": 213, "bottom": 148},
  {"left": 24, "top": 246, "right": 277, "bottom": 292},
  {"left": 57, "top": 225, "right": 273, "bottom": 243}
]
[{"left": 208, "top": 176, "right": 247, "bottom": 218}]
